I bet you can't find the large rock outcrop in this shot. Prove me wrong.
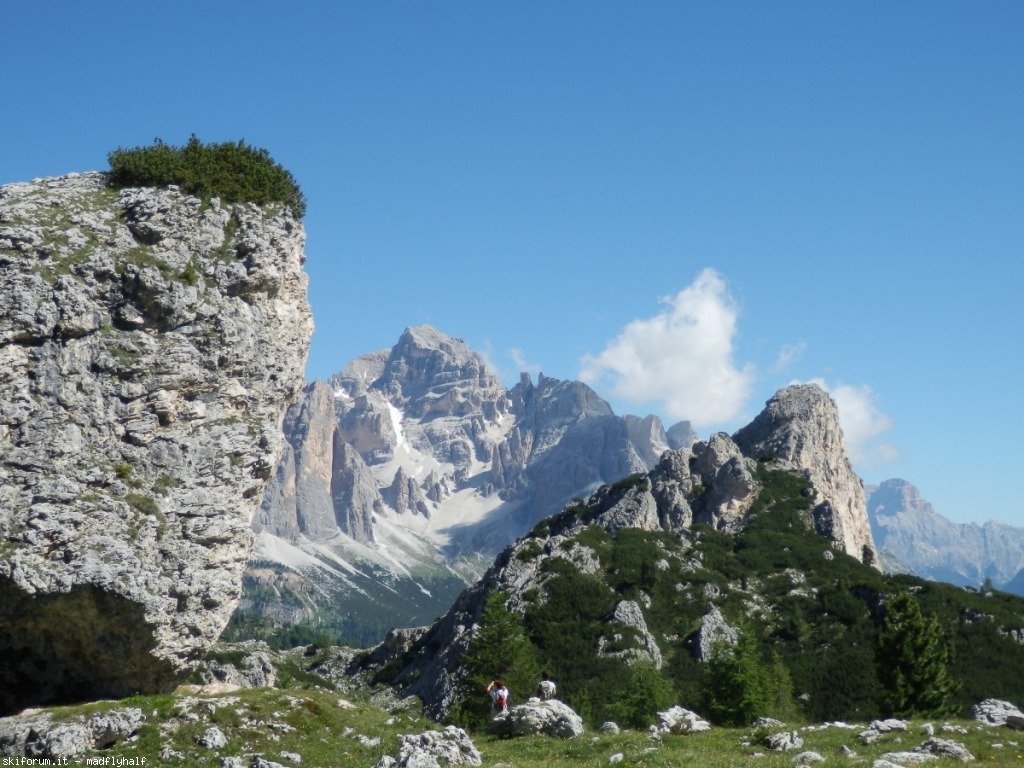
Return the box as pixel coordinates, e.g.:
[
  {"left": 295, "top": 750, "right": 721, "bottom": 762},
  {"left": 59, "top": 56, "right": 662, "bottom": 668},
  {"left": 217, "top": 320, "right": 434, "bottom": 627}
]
[
  {"left": 0, "top": 173, "right": 312, "bottom": 713},
  {"left": 733, "top": 384, "right": 877, "bottom": 565}
]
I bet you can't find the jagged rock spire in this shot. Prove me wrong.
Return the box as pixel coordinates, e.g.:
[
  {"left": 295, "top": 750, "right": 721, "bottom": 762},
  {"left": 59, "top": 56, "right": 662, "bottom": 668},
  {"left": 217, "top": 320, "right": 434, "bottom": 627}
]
[{"left": 733, "top": 383, "right": 878, "bottom": 565}]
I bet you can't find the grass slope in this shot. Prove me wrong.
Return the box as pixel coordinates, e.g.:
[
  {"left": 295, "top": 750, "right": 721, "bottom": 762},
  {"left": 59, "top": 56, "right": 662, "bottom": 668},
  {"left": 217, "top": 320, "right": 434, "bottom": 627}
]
[{"left": 17, "top": 656, "right": 1024, "bottom": 768}]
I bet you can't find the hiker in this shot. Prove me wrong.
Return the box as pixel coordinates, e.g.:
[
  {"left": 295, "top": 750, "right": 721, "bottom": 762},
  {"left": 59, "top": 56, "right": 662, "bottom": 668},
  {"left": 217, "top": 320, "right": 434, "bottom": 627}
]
[
  {"left": 535, "top": 672, "right": 557, "bottom": 700},
  {"left": 486, "top": 679, "right": 509, "bottom": 715}
]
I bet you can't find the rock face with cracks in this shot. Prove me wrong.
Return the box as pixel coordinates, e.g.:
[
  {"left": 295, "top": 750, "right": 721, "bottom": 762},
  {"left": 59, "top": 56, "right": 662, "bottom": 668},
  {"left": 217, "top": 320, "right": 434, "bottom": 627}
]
[{"left": 0, "top": 172, "right": 312, "bottom": 714}]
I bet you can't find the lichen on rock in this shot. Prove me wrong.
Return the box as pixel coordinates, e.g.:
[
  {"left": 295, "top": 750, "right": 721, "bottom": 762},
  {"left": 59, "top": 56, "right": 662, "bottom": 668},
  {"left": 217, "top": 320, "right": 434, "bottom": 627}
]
[{"left": 0, "top": 172, "right": 312, "bottom": 714}]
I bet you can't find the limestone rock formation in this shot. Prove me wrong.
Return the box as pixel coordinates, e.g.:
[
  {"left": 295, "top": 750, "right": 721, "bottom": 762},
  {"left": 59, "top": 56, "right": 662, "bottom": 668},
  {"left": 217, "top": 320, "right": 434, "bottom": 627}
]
[
  {"left": 733, "top": 384, "right": 877, "bottom": 564},
  {"left": 0, "top": 173, "right": 312, "bottom": 713},
  {"left": 693, "top": 605, "right": 739, "bottom": 662},
  {"left": 256, "top": 380, "right": 338, "bottom": 541},
  {"left": 597, "top": 600, "right": 663, "bottom": 668},
  {"left": 0, "top": 707, "right": 144, "bottom": 758},
  {"left": 666, "top": 420, "right": 698, "bottom": 451},
  {"left": 690, "top": 432, "right": 758, "bottom": 531}
]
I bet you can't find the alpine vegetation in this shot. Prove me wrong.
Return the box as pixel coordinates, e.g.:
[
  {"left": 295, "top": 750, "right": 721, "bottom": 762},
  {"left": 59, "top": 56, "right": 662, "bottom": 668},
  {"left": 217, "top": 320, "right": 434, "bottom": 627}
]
[{"left": 108, "top": 135, "right": 307, "bottom": 219}]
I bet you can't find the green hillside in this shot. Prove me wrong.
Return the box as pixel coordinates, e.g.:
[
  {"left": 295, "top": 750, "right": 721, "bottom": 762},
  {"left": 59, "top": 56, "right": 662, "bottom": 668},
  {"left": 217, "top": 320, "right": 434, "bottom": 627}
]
[{"left": 443, "top": 464, "right": 1024, "bottom": 728}]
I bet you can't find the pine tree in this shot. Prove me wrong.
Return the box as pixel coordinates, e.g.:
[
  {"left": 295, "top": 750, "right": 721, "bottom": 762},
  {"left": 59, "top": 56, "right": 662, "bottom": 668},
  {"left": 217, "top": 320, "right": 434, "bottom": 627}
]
[
  {"left": 876, "top": 590, "right": 961, "bottom": 716},
  {"left": 605, "top": 660, "right": 678, "bottom": 729},
  {"left": 451, "top": 590, "right": 540, "bottom": 728},
  {"left": 702, "top": 627, "right": 775, "bottom": 726}
]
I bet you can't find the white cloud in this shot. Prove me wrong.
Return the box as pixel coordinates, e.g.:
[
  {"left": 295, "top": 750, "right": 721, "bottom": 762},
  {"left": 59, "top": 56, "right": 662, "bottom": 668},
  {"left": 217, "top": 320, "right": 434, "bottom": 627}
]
[
  {"left": 579, "top": 268, "right": 755, "bottom": 429},
  {"left": 805, "top": 378, "right": 900, "bottom": 467},
  {"left": 769, "top": 341, "right": 806, "bottom": 374},
  {"left": 508, "top": 347, "right": 541, "bottom": 376}
]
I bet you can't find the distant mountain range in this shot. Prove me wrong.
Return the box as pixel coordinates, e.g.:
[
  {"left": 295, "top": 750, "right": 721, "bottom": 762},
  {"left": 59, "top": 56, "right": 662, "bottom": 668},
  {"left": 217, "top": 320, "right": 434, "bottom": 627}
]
[
  {"left": 867, "top": 479, "right": 1024, "bottom": 596},
  {"left": 229, "top": 326, "right": 1024, "bottom": 647},
  {"left": 233, "top": 326, "right": 700, "bottom": 644}
]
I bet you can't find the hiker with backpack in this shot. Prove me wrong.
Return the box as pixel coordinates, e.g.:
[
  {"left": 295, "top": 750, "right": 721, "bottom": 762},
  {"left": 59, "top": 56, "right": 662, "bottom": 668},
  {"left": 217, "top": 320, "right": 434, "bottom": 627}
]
[
  {"left": 486, "top": 679, "right": 509, "bottom": 715},
  {"left": 535, "top": 672, "right": 557, "bottom": 700}
]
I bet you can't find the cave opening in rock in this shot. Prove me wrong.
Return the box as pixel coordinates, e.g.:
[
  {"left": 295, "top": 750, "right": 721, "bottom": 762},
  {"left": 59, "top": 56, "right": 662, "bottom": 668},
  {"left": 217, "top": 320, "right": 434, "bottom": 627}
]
[{"left": 0, "top": 580, "right": 180, "bottom": 716}]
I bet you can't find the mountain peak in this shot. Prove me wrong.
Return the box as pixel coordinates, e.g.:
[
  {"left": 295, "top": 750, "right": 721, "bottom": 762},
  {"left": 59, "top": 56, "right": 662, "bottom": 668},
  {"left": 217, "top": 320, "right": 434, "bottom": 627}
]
[
  {"left": 400, "top": 323, "right": 465, "bottom": 349},
  {"left": 375, "top": 325, "right": 502, "bottom": 415},
  {"left": 249, "top": 327, "right": 672, "bottom": 640}
]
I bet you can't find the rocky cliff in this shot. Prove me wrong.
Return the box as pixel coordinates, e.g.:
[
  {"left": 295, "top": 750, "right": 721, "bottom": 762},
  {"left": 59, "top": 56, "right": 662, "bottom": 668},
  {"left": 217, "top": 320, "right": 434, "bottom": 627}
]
[
  {"left": 733, "top": 384, "right": 877, "bottom": 564},
  {"left": 0, "top": 173, "right": 312, "bottom": 713}
]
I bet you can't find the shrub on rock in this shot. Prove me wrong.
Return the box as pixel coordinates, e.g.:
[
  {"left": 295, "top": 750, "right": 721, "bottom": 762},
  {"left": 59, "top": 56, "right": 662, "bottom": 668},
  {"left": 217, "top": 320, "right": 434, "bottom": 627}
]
[{"left": 108, "top": 135, "right": 306, "bottom": 219}]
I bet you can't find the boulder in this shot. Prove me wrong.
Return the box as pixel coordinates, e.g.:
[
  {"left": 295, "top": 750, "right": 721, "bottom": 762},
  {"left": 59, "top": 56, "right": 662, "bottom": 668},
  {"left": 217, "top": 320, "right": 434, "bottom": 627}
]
[
  {"left": 196, "top": 643, "right": 277, "bottom": 690},
  {"left": 491, "top": 699, "right": 584, "bottom": 739},
  {"left": 877, "top": 753, "right": 938, "bottom": 765},
  {"left": 655, "top": 706, "right": 711, "bottom": 734},
  {"left": 793, "top": 751, "right": 825, "bottom": 764},
  {"left": 374, "top": 725, "right": 482, "bottom": 767},
  {"left": 914, "top": 738, "right": 974, "bottom": 761},
  {"left": 972, "top": 698, "right": 1024, "bottom": 725},
  {"left": 860, "top": 718, "right": 909, "bottom": 744},
  {"left": 0, "top": 173, "right": 312, "bottom": 714},
  {"left": 198, "top": 727, "right": 229, "bottom": 750},
  {"left": 763, "top": 730, "right": 803, "bottom": 751}
]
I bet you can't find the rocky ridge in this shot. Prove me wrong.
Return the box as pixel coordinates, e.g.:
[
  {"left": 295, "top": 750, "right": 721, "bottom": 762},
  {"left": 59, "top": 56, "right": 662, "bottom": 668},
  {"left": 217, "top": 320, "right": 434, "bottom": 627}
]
[
  {"left": 358, "top": 383, "right": 879, "bottom": 720},
  {"left": 0, "top": 173, "right": 312, "bottom": 713}
]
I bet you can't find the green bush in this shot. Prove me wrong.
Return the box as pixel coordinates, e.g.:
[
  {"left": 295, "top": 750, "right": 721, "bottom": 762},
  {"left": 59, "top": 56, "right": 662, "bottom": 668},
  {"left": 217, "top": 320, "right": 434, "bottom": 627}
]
[
  {"left": 125, "top": 493, "right": 159, "bottom": 516},
  {"left": 516, "top": 540, "right": 545, "bottom": 562},
  {"left": 108, "top": 135, "right": 306, "bottom": 218}
]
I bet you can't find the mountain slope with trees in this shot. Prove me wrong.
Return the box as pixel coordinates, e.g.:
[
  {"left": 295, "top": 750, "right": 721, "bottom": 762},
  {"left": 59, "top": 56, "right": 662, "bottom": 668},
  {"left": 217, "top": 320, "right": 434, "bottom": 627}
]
[{"left": 360, "top": 433, "right": 1024, "bottom": 729}]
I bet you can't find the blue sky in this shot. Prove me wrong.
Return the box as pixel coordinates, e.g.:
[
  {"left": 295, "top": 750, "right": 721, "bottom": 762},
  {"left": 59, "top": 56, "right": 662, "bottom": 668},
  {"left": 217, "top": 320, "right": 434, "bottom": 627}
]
[{"left": 4, "top": 2, "right": 1022, "bottom": 526}]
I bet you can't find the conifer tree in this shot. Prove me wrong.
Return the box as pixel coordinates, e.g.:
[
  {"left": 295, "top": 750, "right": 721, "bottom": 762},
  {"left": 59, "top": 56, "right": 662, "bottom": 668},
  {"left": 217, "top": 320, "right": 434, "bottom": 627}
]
[
  {"left": 605, "top": 660, "right": 677, "bottom": 728},
  {"left": 702, "top": 627, "right": 775, "bottom": 726},
  {"left": 876, "top": 590, "right": 960, "bottom": 716},
  {"left": 451, "top": 590, "right": 540, "bottom": 728}
]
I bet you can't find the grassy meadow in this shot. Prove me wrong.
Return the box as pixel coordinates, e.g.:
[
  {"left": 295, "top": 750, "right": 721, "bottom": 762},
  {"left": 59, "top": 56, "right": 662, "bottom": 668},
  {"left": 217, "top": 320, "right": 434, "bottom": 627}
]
[{"left": 25, "top": 677, "right": 1024, "bottom": 768}]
